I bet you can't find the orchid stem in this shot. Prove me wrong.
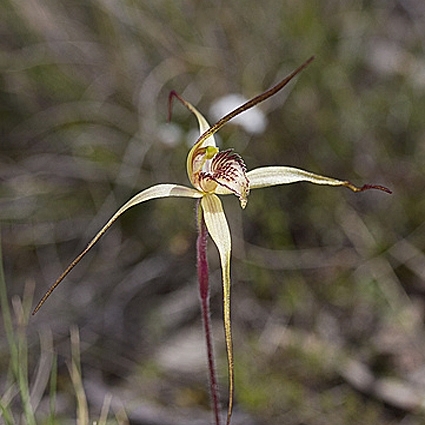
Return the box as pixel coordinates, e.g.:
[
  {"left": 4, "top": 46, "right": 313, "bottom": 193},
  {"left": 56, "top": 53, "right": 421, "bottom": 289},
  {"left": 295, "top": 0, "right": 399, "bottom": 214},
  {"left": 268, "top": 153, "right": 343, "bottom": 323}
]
[{"left": 197, "top": 201, "right": 221, "bottom": 425}]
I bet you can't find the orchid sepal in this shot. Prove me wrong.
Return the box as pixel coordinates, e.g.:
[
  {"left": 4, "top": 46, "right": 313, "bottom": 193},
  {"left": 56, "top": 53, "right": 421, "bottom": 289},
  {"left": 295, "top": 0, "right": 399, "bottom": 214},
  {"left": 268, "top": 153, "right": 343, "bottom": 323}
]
[
  {"left": 32, "top": 183, "right": 202, "bottom": 314},
  {"left": 200, "top": 194, "right": 234, "bottom": 425}
]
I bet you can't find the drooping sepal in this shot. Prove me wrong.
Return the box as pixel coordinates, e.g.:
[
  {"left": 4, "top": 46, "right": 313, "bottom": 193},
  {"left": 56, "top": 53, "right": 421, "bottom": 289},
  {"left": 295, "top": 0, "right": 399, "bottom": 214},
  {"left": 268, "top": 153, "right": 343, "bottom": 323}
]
[{"left": 200, "top": 194, "right": 234, "bottom": 425}]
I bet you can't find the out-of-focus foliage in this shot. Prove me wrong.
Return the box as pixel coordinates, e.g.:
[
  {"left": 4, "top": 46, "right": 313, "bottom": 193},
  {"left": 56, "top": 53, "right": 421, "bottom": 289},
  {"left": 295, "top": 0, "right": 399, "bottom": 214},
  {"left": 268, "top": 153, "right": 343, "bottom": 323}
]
[{"left": 1, "top": 0, "right": 425, "bottom": 424}]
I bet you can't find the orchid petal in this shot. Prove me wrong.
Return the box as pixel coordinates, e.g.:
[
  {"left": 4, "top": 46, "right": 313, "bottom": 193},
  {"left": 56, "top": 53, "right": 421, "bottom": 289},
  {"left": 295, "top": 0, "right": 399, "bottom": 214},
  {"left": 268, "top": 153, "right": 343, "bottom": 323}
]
[
  {"left": 247, "top": 166, "right": 391, "bottom": 193},
  {"left": 209, "top": 149, "right": 249, "bottom": 208},
  {"left": 213, "top": 185, "right": 234, "bottom": 196},
  {"left": 169, "top": 92, "right": 218, "bottom": 182},
  {"left": 190, "top": 105, "right": 213, "bottom": 142},
  {"left": 33, "top": 184, "right": 201, "bottom": 314},
  {"left": 185, "top": 103, "right": 217, "bottom": 184},
  {"left": 169, "top": 91, "right": 212, "bottom": 141},
  {"left": 200, "top": 194, "right": 234, "bottom": 425}
]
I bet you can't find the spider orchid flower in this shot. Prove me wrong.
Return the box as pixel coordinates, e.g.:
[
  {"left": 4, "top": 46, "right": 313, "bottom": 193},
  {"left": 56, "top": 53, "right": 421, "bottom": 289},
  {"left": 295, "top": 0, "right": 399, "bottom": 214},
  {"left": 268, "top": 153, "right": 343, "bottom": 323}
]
[{"left": 33, "top": 56, "right": 391, "bottom": 425}]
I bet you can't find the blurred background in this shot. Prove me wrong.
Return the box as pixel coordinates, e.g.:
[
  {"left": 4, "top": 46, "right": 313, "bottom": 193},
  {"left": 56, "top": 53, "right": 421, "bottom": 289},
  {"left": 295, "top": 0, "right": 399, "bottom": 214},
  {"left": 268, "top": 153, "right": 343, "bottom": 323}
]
[{"left": 1, "top": 0, "right": 425, "bottom": 424}]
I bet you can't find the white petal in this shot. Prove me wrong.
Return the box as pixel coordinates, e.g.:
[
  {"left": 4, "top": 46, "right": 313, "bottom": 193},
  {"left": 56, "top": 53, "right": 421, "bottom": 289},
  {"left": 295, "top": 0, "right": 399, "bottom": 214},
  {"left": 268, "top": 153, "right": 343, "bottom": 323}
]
[{"left": 247, "top": 166, "right": 351, "bottom": 189}]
